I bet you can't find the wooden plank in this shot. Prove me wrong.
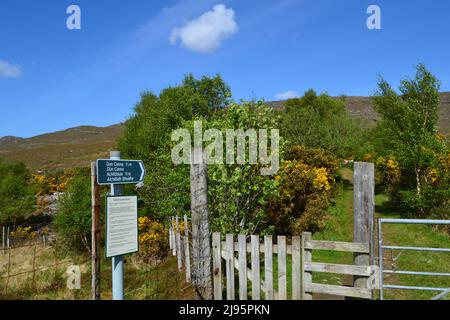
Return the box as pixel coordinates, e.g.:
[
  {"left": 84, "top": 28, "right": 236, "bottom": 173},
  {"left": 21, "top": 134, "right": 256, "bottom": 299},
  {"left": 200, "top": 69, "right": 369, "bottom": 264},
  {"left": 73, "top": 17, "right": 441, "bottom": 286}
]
[
  {"left": 183, "top": 215, "right": 191, "bottom": 283},
  {"left": 264, "top": 236, "right": 274, "bottom": 300},
  {"left": 302, "top": 232, "right": 313, "bottom": 300},
  {"left": 169, "top": 227, "right": 173, "bottom": 250},
  {"left": 292, "top": 236, "right": 301, "bottom": 300},
  {"left": 304, "top": 240, "right": 369, "bottom": 253},
  {"left": 224, "top": 248, "right": 278, "bottom": 300},
  {"left": 306, "top": 283, "right": 372, "bottom": 300},
  {"left": 226, "top": 234, "right": 235, "bottom": 300},
  {"left": 277, "top": 236, "right": 287, "bottom": 300},
  {"left": 171, "top": 217, "right": 176, "bottom": 256},
  {"left": 251, "top": 235, "right": 260, "bottom": 300},
  {"left": 305, "top": 263, "right": 372, "bottom": 276},
  {"left": 221, "top": 242, "right": 293, "bottom": 255},
  {"left": 212, "top": 232, "right": 222, "bottom": 300},
  {"left": 238, "top": 235, "right": 247, "bottom": 300},
  {"left": 353, "top": 162, "right": 375, "bottom": 297},
  {"left": 176, "top": 216, "right": 182, "bottom": 271}
]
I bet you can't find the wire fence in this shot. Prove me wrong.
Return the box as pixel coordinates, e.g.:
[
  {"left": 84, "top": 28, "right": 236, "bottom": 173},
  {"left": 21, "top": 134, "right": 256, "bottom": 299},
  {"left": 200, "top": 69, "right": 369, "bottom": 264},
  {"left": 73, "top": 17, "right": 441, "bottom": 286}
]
[
  {"left": 0, "top": 226, "right": 194, "bottom": 300},
  {"left": 0, "top": 235, "right": 82, "bottom": 299},
  {"left": 168, "top": 214, "right": 214, "bottom": 300}
]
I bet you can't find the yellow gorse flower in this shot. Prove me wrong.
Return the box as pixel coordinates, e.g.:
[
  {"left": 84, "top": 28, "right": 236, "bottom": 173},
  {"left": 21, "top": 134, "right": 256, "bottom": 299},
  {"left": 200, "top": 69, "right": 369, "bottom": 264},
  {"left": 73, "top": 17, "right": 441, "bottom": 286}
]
[
  {"left": 10, "top": 226, "right": 37, "bottom": 239},
  {"left": 312, "top": 167, "right": 331, "bottom": 191}
]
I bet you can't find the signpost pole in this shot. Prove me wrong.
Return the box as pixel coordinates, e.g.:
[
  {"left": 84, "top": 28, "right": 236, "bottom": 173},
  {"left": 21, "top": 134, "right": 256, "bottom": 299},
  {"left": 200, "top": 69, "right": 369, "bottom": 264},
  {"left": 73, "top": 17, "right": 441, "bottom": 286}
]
[{"left": 110, "top": 151, "right": 124, "bottom": 300}]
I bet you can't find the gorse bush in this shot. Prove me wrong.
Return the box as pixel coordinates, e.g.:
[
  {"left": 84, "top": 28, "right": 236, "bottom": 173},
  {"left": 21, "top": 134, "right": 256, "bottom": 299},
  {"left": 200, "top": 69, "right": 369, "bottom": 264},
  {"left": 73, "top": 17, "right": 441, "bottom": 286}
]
[
  {"left": 137, "top": 216, "right": 169, "bottom": 263},
  {"left": 10, "top": 226, "right": 37, "bottom": 239},
  {"left": 32, "top": 171, "right": 70, "bottom": 196},
  {"left": 267, "top": 146, "right": 339, "bottom": 235}
]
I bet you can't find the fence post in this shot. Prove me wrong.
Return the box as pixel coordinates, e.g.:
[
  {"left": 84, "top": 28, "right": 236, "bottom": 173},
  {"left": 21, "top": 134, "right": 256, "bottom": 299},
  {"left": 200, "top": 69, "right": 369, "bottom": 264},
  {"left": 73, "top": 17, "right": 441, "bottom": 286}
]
[
  {"left": 2, "top": 226, "right": 5, "bottom": 250},
  {"left": 4, "top": 246, "right": 11, "bottom": 294},
  {"left": 91, "top": 161, "right": 101, "bottom": 300},
  {"left": 190, "top": 146, "right": 213, "bottom": 300},
  {"left": 251, "top": 235, "right": 260, "bottom": 300},
  {"left": 184, "top": 215, "right": 191, "bottom": 283},
  {"left": 292, "top": 236, "right": 301, "bottom": 300},
  {"left": 32, "top": 240, "right": 37, "bottom": 291},
  {"left": 353, "top": 162, "right": 375, "bottom": 297},
  {"left": 277, "top": 236, "right": 287, "bottom": 300},
  {"left": 212, "top": 232, "right": 222, "bottom": 300},
  {"left": 301, "top": 232, "right": 313, "bottom": 300},
  {"left": 176, "top": 216, "right": 182, "bottom": 271},
  {"left": 169, "top": 222, "right": 173, "bottom": 250},
  {"left": 238, "top": 234, "right": 247, "bottom": 300},
  {"left": 7, "top": 227, "right": 10, "bottom": 249},
  {"left": 226, "top": 234, "right": 235, "bottom": 300},
  {"left": 264, "top": 235, "right": 274, "bottom": 300}
]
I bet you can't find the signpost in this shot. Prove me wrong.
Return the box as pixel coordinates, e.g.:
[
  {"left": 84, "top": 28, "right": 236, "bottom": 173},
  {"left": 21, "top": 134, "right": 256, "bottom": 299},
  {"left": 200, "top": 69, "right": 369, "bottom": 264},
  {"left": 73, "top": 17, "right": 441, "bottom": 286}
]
[
  {"left": 96, "top": 159, "right": 145, "bottom": 185},
  {"left": 97, "top": 151, "right": 146, "bottom": 300}
]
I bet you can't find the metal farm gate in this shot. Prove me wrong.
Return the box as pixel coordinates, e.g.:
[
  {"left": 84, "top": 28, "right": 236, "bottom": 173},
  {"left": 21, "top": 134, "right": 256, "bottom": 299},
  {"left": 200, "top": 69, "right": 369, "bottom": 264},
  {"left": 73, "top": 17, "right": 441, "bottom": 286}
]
[{"left": 378, "top": 218, "right": 450, "bottom": 300}]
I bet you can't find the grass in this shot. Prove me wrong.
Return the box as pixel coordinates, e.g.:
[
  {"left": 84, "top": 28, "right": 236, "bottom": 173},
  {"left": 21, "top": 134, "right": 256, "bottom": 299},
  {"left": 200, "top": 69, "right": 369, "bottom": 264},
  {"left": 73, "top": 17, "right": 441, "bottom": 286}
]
[
  {"left": 247, "top": 167, "right": 450, "bottom": 300},
  {"left": 374, "top": 194, "right": 450, "bottom": 300},
  {"left": 0, "top": 242, "right": 194, "bottom": 300},
  {"left": 309, "top": 168, "right": 450, "bottom": 300}
]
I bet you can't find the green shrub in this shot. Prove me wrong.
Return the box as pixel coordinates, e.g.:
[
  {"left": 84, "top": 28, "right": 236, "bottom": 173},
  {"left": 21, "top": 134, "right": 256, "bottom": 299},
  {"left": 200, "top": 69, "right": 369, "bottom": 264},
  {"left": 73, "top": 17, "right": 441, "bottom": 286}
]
[
  {"left": 206, "top": 101, "right": 283, "bottom": 235},
  {"left": 54, "top": 168, "right": 92, "bottom": 252},
  {"left": 281, "top": 89, "right": 370, "bottom": 159},
  {"left": 0, "top": 160, "right": 35, "bottom": 225},
  {"left": 373, "top": 64, "right": 449, "bottom": 218}
]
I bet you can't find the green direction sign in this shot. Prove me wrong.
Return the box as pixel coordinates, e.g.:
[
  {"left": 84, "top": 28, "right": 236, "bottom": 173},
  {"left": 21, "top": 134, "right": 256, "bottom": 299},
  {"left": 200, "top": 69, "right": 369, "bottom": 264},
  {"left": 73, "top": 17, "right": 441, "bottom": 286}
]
[{"left": 96, "top": 159, "right": 146, "bottom": 185}]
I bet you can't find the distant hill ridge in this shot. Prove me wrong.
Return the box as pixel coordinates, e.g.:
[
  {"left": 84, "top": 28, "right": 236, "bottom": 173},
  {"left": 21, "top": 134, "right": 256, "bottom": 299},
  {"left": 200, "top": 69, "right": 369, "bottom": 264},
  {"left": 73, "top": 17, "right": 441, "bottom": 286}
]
[
  {"left": 267, "top": 92, "right": 450, "bottom": 135},
  {"left": 0, "top": 124, "right": 124, "bottom": 171},
  {"left": 1, "top": 92, "right": 449, "bottom": 171}
]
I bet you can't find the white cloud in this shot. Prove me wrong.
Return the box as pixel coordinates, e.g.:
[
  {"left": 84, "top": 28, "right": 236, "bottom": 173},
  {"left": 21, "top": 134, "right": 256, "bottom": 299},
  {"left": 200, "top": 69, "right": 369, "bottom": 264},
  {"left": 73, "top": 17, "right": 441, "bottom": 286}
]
[
  {"left": 275, "top": 90, "right": 299, "bottom": 100},
  {"left": 0, "top": 59, "right": 22, "bottom": 78},
  {"left": 170, "top": 4, "right": 238, "bottom": 54}
]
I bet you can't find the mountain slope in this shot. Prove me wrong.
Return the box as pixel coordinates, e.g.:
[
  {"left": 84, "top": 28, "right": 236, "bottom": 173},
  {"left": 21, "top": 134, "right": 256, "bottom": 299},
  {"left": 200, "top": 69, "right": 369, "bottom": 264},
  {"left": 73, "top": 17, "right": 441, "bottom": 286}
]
[
  {"left": 0, "top": 124, "right": 124, "bottom": 172},
  {"left": 268, "top": 92, "right": 450, "bottom": 136}
]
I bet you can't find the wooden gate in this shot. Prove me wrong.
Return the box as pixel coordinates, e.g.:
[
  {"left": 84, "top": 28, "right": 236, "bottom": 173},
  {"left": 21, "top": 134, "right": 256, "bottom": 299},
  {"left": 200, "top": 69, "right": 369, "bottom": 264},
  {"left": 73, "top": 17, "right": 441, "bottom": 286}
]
[{"left": 209, "top": 232, "right": 375, "bottom": 300}]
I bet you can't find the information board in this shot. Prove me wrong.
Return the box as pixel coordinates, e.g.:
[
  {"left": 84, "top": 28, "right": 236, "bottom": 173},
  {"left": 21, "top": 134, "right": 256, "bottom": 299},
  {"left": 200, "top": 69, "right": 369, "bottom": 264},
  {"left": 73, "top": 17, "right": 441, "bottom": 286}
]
[{"left": 106, "top": 196, "right": 138, "bottom": 258}]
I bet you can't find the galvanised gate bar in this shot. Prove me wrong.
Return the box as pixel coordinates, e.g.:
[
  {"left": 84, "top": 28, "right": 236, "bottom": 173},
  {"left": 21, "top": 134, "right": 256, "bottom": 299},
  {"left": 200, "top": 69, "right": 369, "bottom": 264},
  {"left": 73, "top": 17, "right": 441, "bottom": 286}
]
[{"left": 378, "top": 218, "right": 450, "bottom": 300}]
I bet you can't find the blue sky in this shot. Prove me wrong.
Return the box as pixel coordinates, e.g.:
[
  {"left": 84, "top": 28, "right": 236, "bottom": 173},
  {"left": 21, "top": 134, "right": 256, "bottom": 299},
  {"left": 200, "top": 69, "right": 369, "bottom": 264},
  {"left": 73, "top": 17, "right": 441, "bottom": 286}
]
[{"left": 1, "top": 0, "right": 450, "bottom": 138}]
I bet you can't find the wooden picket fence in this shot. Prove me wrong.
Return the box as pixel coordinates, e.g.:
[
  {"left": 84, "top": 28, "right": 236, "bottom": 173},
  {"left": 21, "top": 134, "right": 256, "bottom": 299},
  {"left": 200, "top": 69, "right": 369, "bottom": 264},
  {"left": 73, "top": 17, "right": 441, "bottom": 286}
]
[
  {"left": 168, "top": 219, "right": 376, "bottom": 300},
  {"left": 169, "top": 215, "right": 191, "bottom": 283}
]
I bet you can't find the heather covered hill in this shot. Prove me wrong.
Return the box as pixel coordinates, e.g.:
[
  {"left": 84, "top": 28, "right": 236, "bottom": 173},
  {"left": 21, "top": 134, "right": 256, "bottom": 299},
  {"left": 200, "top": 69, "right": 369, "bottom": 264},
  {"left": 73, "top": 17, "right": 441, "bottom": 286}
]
[
  {"left": 0, "top": 124, "right": 124, "bottom": 172},
  {"left": 267, "top": 92, "right": 450, "bottom": 136}
]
